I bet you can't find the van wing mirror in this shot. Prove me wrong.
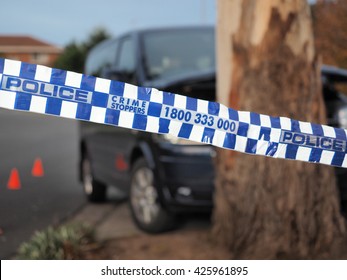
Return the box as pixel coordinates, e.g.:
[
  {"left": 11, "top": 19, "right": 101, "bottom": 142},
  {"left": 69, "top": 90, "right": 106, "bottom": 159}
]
[
  {"left": 102, "top": 67, "right": 127, "bottom": 81},
  {"left": 102, "top": 68, "right": 134, "bottom": 83}
]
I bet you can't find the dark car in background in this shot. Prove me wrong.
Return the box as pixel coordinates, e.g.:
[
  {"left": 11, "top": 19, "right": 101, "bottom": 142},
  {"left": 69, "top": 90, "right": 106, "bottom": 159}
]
[
  {"left": 321, "top": 65, "right": 347, "bottom": 207},
  {"left": 79, "top": 26, "right": 347, "bottom": 233}
]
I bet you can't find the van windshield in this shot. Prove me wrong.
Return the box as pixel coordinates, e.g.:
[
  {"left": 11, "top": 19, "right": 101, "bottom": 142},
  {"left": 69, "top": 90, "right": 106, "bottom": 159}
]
[{"left": 142, "top": 29, "right": 215, "bottom": 81}]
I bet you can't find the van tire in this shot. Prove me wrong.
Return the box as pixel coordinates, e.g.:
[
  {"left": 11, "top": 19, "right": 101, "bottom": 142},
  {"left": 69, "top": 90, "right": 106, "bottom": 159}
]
[{"left": 129, "top": 158, "right": 175, "bottom": 233}]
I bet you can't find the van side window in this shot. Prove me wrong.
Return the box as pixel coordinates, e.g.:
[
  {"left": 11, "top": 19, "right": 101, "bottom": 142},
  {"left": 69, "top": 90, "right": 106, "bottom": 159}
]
[
  {"left": 85, "top": 40, "right": 118, "bottom": 76},
  {"left": 117, "top": 37, "right": 136, "bottom": 82}
]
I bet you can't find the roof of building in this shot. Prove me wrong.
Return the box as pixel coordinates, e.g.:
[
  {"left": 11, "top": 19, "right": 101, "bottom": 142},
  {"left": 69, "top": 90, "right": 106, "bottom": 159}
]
[
  {"left": 0, "top": 36, "right": 53, "bottom": 46},
  {"left": 0, "top": 35, "right": 62, "bottom": 53}
]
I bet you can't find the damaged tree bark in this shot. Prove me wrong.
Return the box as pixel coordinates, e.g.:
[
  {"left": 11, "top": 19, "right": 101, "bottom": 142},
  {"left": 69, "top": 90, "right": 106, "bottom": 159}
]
[{"left": 214, "top": 0, "right": 346, "bottom": 259}]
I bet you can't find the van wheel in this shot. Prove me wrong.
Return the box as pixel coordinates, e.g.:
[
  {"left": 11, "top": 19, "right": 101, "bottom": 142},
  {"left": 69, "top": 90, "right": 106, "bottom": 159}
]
[
  {"left": 82, "top": 154, "right": 107, "bottom": 202},
  {"left": 129, "top": 158, "right": 175, "bottom": 233}
]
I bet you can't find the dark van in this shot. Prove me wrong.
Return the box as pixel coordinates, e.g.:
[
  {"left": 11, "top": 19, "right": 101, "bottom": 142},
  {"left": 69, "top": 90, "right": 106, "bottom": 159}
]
[
  {"left": 80, "top": 27, "right": 347, "bottom": 233},
  {"left": 81, "top": 27, "right": 216, "bottom": 233}
]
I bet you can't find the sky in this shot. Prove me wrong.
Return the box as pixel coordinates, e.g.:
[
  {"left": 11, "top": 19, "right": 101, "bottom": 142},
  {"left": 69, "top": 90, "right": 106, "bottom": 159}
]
[{"left": 0, "top": 0, "right": 216, "bottom": 47}]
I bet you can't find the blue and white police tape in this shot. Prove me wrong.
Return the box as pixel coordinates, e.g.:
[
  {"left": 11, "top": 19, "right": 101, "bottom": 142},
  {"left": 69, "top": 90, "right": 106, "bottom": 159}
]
[{"left": 0, "top": 58, "right": 346, "bottom": 168}]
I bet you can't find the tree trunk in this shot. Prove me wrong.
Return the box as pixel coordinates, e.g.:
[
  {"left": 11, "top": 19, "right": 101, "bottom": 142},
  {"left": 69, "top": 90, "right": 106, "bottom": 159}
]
[{"left": 213, "top": 0, "right": 346, "bottom": 259}]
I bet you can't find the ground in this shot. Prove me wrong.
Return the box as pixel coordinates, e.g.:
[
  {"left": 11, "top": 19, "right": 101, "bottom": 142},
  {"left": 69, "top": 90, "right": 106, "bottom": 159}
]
[
  {"left": 67, "top": 201, "right": 347, "bottom": 260},
  {"left": 69, "top": 200, "right": 230, "bottom": 260},
  {"left": 81, "top": 228, "right": 231, "bottom": 260}
]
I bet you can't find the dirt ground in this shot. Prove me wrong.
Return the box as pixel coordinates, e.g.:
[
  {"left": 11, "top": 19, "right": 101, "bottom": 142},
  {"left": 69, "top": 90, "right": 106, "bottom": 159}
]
[
  {"left": 82, "top": 227, "right": 231, "bottom": 260},
  {"left": 71, "top": 202, "right": 231, "bottom": 260},
  {"left": 73, "top": 202, "right": 347, "bottom": 260}
]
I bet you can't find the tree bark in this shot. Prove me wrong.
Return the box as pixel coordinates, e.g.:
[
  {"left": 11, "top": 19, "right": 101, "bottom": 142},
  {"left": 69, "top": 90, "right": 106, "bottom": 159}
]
[
  {"left": 214, "top": 0, "right": 346, "bottom": 259},
  {"left": 312, "top": 0, "right": 347, "bottom": 69}
]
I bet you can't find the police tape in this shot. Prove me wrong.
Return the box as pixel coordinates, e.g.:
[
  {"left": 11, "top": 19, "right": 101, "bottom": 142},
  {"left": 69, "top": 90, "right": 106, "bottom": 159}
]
[{"left": 0, "top": 58, "right": 346, "bottom": 168}]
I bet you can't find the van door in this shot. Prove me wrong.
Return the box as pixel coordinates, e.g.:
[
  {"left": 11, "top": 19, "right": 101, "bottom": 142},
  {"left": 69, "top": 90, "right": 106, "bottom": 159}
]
[
  {"left": 115, "top": 36, "right": 137, "bottom": 84},
  {"left": 81, "top": 36, "right": 138, "bottom": 191}
]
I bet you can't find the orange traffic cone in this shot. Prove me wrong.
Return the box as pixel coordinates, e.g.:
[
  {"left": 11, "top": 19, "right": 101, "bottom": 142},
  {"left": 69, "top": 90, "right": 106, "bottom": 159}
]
[
  {"left": 32, "top": 158, "right": 44, "bottom": 177},
  {"left": 7, "top": 168, "right": 21, "bottom": 190}
]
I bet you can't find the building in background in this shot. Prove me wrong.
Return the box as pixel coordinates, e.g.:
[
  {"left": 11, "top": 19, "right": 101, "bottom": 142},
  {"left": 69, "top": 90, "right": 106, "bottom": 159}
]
[{"left": 0, "top": 35, "right": 62, "bottom": 66}]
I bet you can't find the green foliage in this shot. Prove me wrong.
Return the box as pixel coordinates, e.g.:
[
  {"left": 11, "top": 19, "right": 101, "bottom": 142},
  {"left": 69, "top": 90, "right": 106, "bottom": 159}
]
[
  {"left": 17, "top": 223, "right": 94, "bottom": 260},
  {"left": 54, "top": 42, "right": 85, "bottom": 73},
  {"left": 54, "top": 27, "right": 110, "bottom": 72},
  {"left": 84, "top": 28, "right": 111, "bottom": 52}
]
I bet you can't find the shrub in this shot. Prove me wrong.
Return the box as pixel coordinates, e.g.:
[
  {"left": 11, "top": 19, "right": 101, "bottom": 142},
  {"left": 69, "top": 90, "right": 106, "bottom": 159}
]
[{"left": 17, "top": 223, "right": 94, "bottom": 260}]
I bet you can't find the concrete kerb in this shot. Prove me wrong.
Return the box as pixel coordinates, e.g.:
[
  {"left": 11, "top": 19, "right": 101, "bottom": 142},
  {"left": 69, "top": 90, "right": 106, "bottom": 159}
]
[{"left": 66, "top": 201, "right": 142, "bottom": 241}]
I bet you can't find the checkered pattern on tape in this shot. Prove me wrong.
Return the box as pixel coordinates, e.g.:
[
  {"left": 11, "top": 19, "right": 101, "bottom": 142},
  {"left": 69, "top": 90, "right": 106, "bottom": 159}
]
[{"left": 0, "top": 58, "right": 346, "bottom": 168}]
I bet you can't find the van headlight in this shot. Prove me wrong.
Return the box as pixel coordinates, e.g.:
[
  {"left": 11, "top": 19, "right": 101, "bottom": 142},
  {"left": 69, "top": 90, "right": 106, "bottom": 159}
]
[
  {"left": 162, "top": 134, "right": 202, "bottom": 145},
  {"left": 337, "top": 106, "right": 347, "bottom": 129}
]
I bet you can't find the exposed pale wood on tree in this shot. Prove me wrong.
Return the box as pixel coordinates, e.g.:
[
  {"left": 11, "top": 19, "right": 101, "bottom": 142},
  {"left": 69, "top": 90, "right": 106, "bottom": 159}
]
[{"left": 214, "top": 0, "right": 346, "bottom": 259}]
